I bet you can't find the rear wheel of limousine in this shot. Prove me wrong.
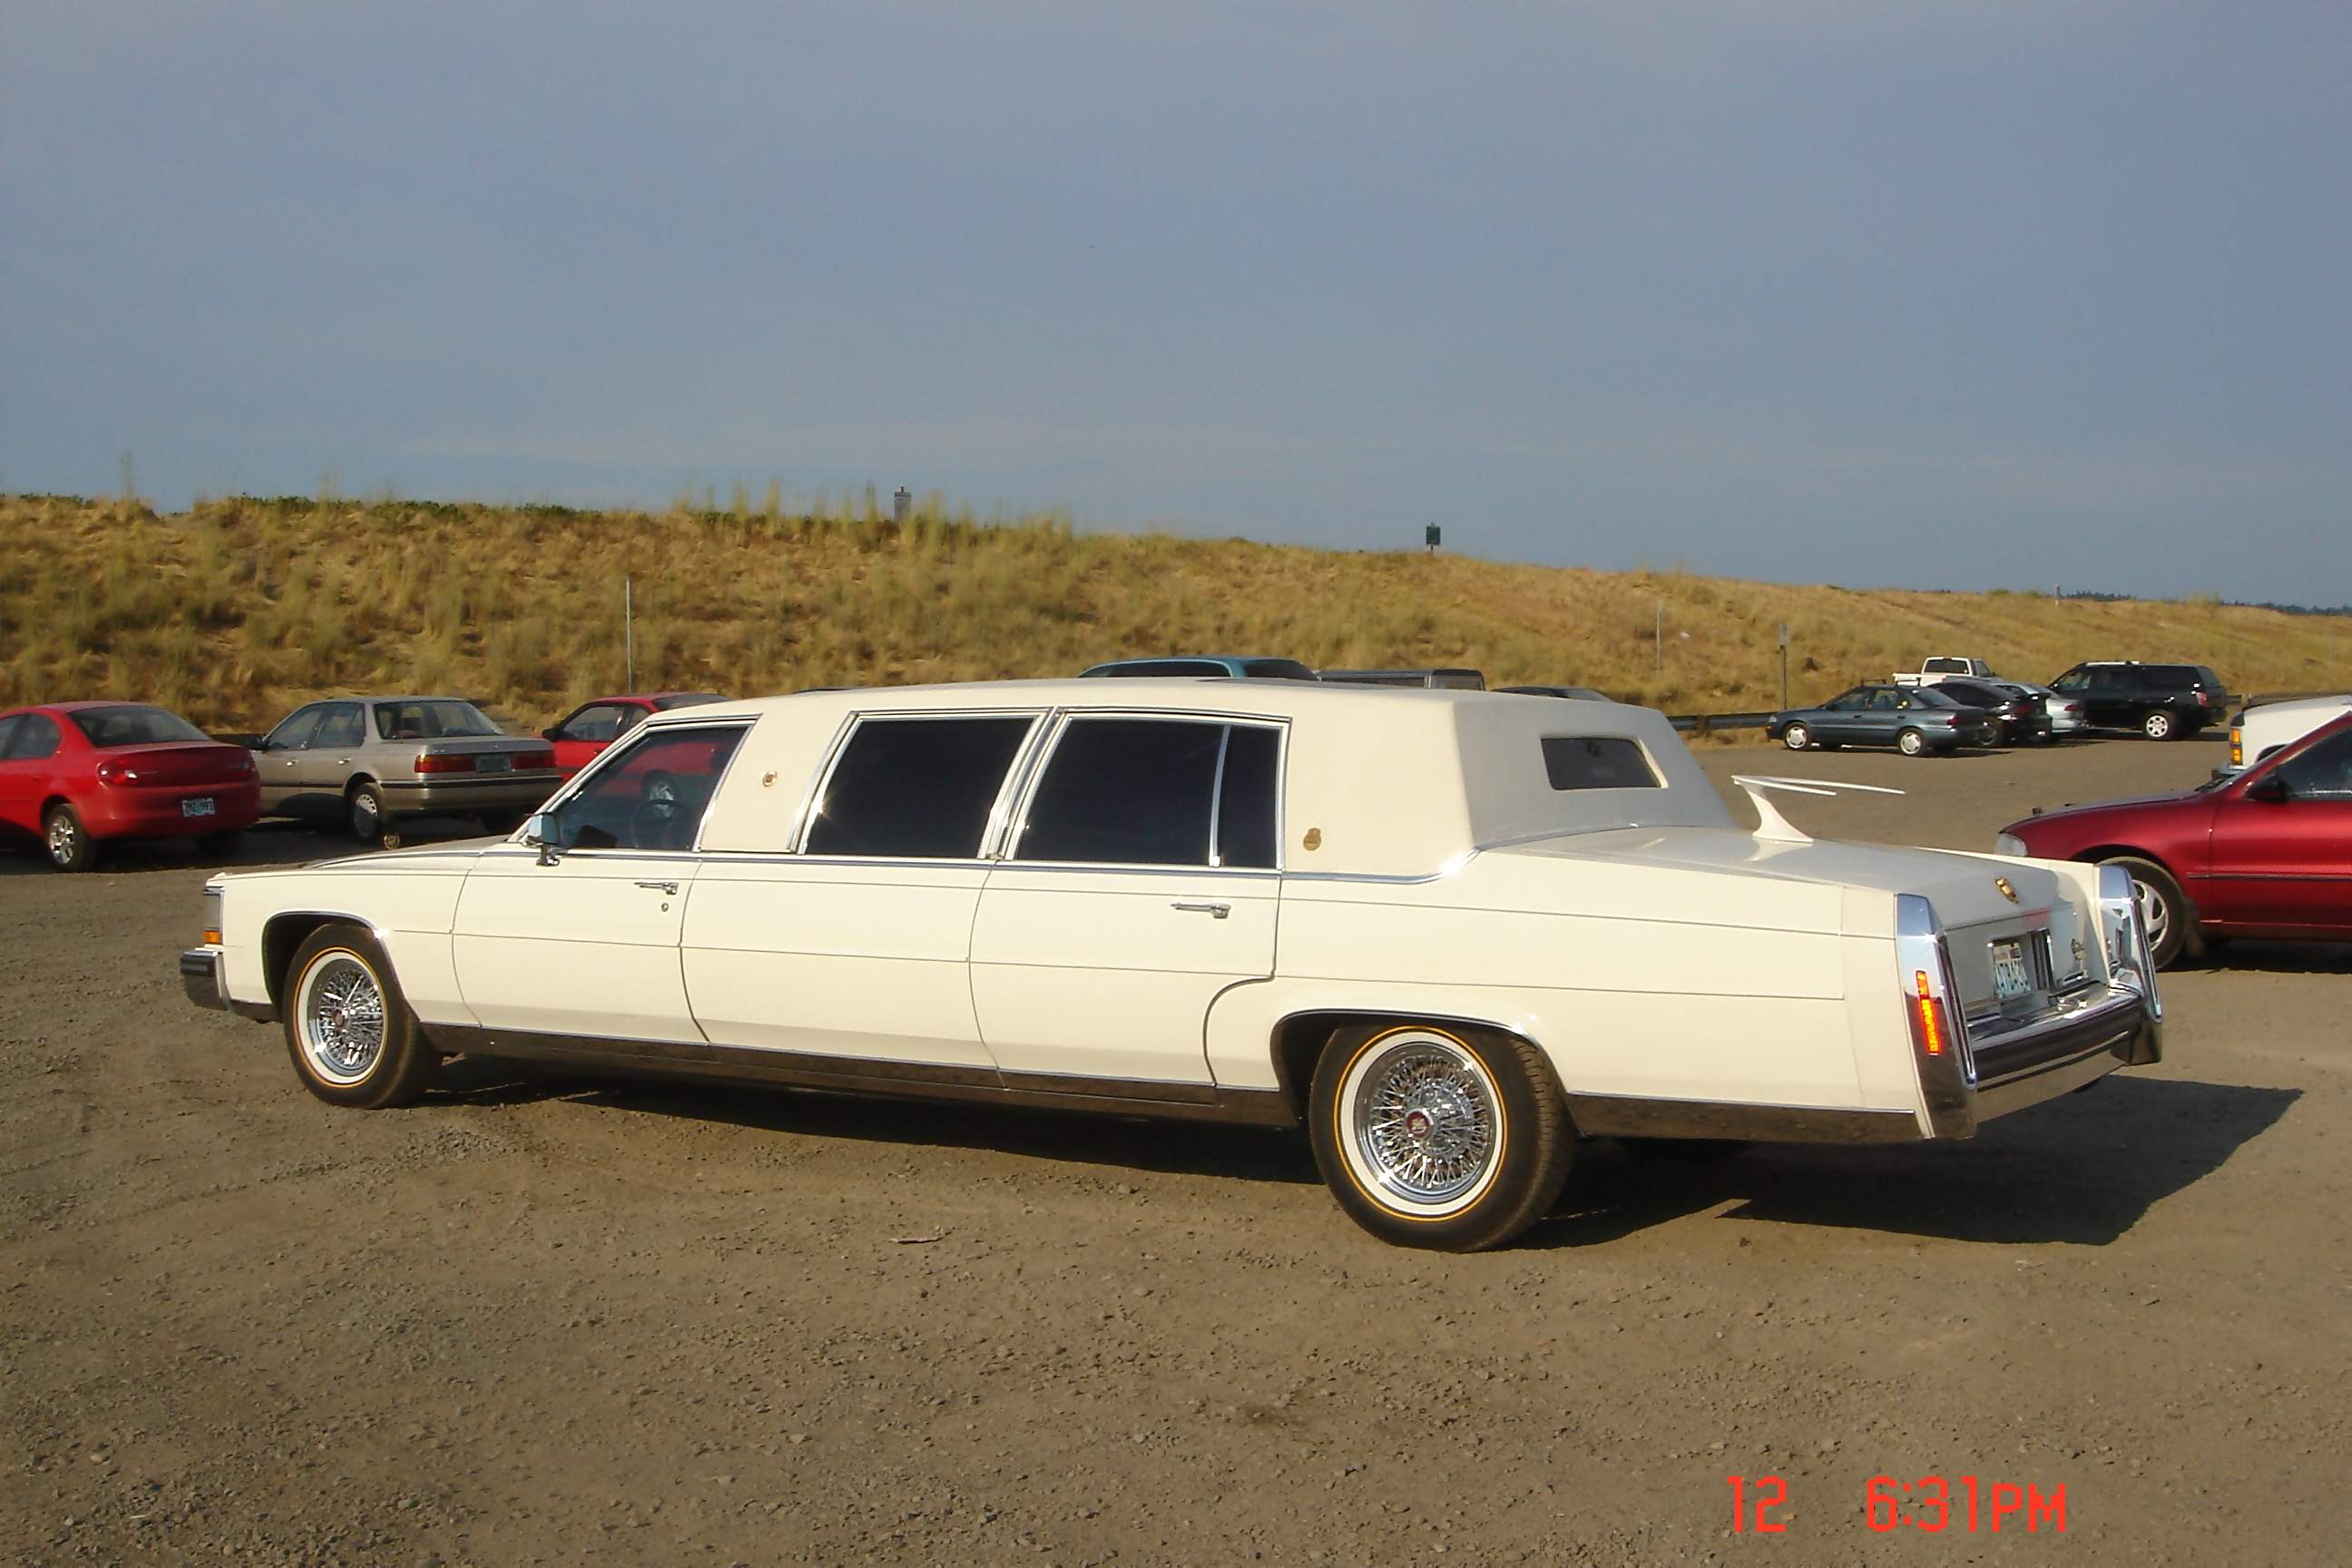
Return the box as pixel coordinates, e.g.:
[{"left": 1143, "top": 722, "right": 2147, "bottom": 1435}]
[
  {"left": 1308, "top": 1022, "right": 1576, "bottom": 1251},
  {"left": 281, "top": 923, "right": 437, "bottom": 1109}
]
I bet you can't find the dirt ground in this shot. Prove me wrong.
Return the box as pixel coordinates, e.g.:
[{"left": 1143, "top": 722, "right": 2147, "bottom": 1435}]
[{"left": 4, "top": 730, "right": 2345, "bottom": 1565}]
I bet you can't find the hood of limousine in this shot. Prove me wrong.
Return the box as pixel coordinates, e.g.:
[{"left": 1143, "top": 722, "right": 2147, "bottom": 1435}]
[
  {"left": 1502, "top": 825, "right": 2069, "bottom": 929},
  {"left": 304, "top": 835, "right": 508, "bottom": 869}
]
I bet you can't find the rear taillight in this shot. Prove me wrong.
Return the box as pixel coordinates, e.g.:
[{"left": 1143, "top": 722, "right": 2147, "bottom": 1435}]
[
  {"left": 1911, "top": 970, "right": 1954, "bottom": 1057},
  {"left": 96, "top": 760, "right": 132, "bottom": 785},
  {"left": 2063, "top": 702, "right": 2083, "bottom": 715},
  {"left": 517, "top": 749, "right": 555, "bottom": 770},
  {"left": 415, "top": 752, "right": 476, "bottom": 774}
]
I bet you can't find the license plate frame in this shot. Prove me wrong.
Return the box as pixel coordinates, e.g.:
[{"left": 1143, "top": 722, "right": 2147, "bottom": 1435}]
[
  {"left": 475, "top": 753, "right": 514, "bottom": 774},
  {"left": 1990, "top": 936, "right": 2034, "bottom": 1003},
  {"left": 181, "top": 797, "right": 216, "bottom": 818}
]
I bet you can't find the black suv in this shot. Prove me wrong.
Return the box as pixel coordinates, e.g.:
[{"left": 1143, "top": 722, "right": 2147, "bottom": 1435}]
[{"left": 2046, "top": 662, "right": 2226, "bottom": 740}]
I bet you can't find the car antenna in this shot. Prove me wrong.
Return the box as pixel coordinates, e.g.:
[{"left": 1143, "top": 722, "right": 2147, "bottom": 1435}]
[{"left": 1729, "top": 775, "right": 1907, "bottom": 846}]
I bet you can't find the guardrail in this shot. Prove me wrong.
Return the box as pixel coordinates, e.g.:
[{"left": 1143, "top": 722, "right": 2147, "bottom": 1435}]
[{"left": 1667, "top": 690, "right": 2341, "bottom": 738}]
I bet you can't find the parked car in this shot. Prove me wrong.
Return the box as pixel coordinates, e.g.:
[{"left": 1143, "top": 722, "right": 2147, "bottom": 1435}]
[
  {"left": 1496, "top": 684, "right": 1614, "bottom": 702},
  {"left": 2045, "top": 662, "right": 2226, "bottom": 740},
  {"left": 2221, "top": 694, "right": 2352, "bottom": 778},
  {"left": 1892, "top": 655, "right": 2006, "bottom": 686},
  {"left": 1318, "top": 667, "right": 1486, "bottom": 690},
  {"left": 544, "top": 691, "right": 725, "bottom": 777},
  {"left": 1766, "top": 684, "right": 2001, "bottom": 756},
  {"left": 1997, "top": 710, "right": 2352, "bottom": 967},
  {"left": 1080, "top": 656, "right": 1319, "bottom": 681},
  {"left": 0, "top": 701, "right": 261, "bottom": 871},
  {"left": 1933, "top": 679, "right": 2055, "bottom": 746},
  {"left": 181, "top": 679, "right": 2161, "bottom": 1252},
  {"left": 249, "top": 696, "right": 561, "bottom": 843}
]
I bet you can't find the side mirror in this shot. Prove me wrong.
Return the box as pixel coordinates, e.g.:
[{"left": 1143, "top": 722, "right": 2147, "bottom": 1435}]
[
  {"left": 524, "top": 810, "right": 563, "bottom": 864},
  {"left": 540, "top": 726, "right": 560, "bottom": 741},
  {"left": 2244, "top": 773, "right": 2288, "bottom": 803}
]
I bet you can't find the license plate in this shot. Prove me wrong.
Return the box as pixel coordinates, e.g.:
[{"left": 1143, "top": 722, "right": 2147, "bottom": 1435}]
[
  {"left": 1990, "top": 937, "right": 2034, "bottom": 1002},
  {"left": 181, "top": 797, "right": 215, "bottom": 818},
  {"left": 476, "top": 753, "right": 514, "bottom": 773}
]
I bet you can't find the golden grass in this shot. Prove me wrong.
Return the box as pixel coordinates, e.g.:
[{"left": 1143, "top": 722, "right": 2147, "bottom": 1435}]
[{"left": 3, "top": 492, "right": 2347, "bottom": 732}]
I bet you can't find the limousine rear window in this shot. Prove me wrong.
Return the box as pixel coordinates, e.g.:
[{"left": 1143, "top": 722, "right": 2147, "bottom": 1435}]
[
  {"left": 806, "top": 715, "right": 1034, "bottom": 859},
  {"left": 1541, "top": 736, "right": 1661, "bottom": 791}
]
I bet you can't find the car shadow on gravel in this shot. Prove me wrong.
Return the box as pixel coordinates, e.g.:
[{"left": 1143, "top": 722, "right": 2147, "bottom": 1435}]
[
  {"left": 432, "top": 1056, "right": 1323, "bottom": 1185},
  {"left": 2198, "top": 942, "right": 2352, "bottom": 975},
  {"left": 1535, "top": 1076, "right": 2300, "bottom": 1249}
]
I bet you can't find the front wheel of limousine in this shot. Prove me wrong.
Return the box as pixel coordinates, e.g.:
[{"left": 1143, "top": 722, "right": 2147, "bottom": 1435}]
[
  {"left": 281, "top": 923, "right": 437, "bottom": 1109},
  {"left": 1308, "top": 1022, "right": 1577, "bottom": 1252}
]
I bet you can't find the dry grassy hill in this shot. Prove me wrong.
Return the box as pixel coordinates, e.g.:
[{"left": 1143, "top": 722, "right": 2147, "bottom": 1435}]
[{"left": 4, "top": 492, "right": 2347, "bottom": 732}]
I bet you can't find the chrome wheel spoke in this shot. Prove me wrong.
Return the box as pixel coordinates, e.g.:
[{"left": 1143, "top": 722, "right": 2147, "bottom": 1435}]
[
  {"left": 300, "top": 956, "right": 387, "bottom": 1083},
  {"left": 1348, "top": 1038, "right": 1499, "bottom": 1208}
]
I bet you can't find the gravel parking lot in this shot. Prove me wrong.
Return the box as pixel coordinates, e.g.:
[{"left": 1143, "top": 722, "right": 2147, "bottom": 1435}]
[{"left": 4, "top": 730, "right": 2345, "bottom": 1565}]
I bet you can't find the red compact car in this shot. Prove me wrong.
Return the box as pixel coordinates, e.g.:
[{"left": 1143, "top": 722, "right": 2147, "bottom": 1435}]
[
  {"left": 541, "top": 692, "right": 725, "bottom": 777},
  {"left": 1998, "top": 710, "right": 2352, "bottom": 967},
  {"left": 0, "top": 701, "right": 264, "bottom": 871}
]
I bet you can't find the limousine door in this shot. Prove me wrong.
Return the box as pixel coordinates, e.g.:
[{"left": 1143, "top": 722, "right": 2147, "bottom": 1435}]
[
  {"left": 683, "top": 712, "right": 1041, "bottom": 1073},
  {"left": 969, "top": 716, "right": 1283, "bottom": 1089},
  {"left": 451, "top": 723, "right": 747, "bottom": 1048}
]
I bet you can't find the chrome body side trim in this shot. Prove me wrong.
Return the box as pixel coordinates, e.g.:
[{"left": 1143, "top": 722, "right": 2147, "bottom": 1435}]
[
  {"left": 425, "top": 1026, "right": 1296, "bottom": 1127},
  {"left": 1564, "top": 1094, "right": 1923, "bottom": 1145}
]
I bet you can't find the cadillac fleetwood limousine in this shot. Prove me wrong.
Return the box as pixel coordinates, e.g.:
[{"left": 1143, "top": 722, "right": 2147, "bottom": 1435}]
[{"left": 180, "top": 681, "right": 2162, "bottom": 1250}]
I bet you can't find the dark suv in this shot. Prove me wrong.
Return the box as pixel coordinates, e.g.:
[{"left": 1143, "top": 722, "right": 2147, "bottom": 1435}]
[{"left": 2046, "top": 662, "right": 2226, "bottom": 740}]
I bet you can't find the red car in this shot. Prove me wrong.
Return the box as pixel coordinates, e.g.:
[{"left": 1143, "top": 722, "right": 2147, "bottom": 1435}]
[
  {"left": 0, "top": 701, "right": 263, "bottom": 871},
  {"left": 1998, "top": 710, "right": 2352, "bottom": 967},
  {"left": 540, "top": 692, "right": 724, "bottom": 777}
]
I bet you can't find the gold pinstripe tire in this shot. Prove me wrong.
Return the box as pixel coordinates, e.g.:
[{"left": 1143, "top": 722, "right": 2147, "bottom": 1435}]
[{"left": 1307, "top": 1022, "right": 1575, "bottom": 1251}]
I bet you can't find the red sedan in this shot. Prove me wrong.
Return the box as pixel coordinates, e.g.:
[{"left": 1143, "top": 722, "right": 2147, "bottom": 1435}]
[
  {"left": 1998, "top": 710, "right": 2352, "bottom": 967},
  {"left": 0, "top": 701, "right": 263, "bottom": 871},
  {"left": 541, "top": 692, "right": 723, "bottom": 777}
]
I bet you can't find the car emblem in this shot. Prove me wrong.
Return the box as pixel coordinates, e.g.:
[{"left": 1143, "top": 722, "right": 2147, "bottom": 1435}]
[{"left": 1994, "top": 877, "right": 2019, "bottom": 904}]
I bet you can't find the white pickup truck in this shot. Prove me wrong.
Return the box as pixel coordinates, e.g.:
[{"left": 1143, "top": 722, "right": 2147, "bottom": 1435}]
[
  {"left": 1893, "top": 656, "right": 2004, "bottom": 686},
  {"left": 178, "top": 681, "right": 2162, "bottom": 1251}
]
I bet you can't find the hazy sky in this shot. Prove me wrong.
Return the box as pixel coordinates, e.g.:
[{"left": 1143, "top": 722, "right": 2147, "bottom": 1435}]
[{"left": 5, "top": 1, "right": 2347, "bottom": 602}]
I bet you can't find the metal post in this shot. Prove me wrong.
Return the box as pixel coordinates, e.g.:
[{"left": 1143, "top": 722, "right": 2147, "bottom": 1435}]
[
  {"left": 1654, "top": 600, "right": 1662, "bottom": 673},
  {"left": 894, "top": 486, "right": 911, "bottom": 528},
  {"left": 624, "top": 575, "right": 635, "bottom": 691},
  {"left": 1778, "top": 622, "right": 1791, "bottom": 710}
]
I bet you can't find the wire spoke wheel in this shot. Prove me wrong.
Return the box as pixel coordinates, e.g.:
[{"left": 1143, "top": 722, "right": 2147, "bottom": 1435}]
[
  {"left": 1342, "top": 1033, "right": 1503, "bottom": 1216},
  {"left": 298, "top": 954, "right": 388, "bottom": 1085}
]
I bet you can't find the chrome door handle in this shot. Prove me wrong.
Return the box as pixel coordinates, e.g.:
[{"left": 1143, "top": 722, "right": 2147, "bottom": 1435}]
[
  {"left": 635, "top": 879, "right": 681, "bottom": 895},
  {"left": 1171, "top": 901, "right": 1230, "bottom": 919}
]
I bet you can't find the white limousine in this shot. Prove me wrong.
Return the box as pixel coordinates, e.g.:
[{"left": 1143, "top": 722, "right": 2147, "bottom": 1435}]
[{"left": 181, "top": 681, "right": 2162, "bottom": 1250}]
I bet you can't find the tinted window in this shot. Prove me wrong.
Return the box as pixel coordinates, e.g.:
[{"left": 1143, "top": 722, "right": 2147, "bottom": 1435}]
[
  {"left": 374, "top": 700, "right": 499, "bottom": 740},
  {"left": 652, "top": 693, "right": 724, "bottom": 710},
  {"left": 1236, "top": 659, "right": 1318, "bottom": 681},
  {"left": 2274, "top": 729, "right": 2352, "bottom": 799},
  {"left": 69, "top": 705, "right": 210, "bottom": 746},
  {"left": 265, "top": 706, "right": 324, "bottom": 750},
  {"left": 2050, "top": 669, "right": 2089, "bottom": 692},
  {"left": 2142, "top": 666, "right": 2197, "bottom": 689},
  {"left": 1910, "top": 688, "right": 1962, "bottom": 709},
  {"left": 3, "top": 713, "right": 60, "bottom": 760},
  {"left": 806, "top": 716, "right": 1034, "bottom": 858},
  {"left": 2195, "top": 667, "right": 2223, "bottom": 691},
  {"left": 557, "top": 725, "right": 746, "bottom": 851},
  {"left": 1936, "top": 681, "right": 1994, "bottom": 706},
  {"left": 1018, "top": 718, "right": 1221, "bottom": 866},
  {"left": 1925, "top": 658, "right": 1963, "bottom": 673},
  {"left": 1542, "top": 736, "right": 1660, "bottom": 790},
  {"left": 0, "top": 716, "right": 19, "bottom": 756},
  {"left": 314, "top": 704, "right": 366, "bottom": 748},
  {"left": 2089, "top": 667, "right": 2125, "bottom": 691},
  {"left": 1216, "top": 724, "right": 1282, "bottom": 868}
]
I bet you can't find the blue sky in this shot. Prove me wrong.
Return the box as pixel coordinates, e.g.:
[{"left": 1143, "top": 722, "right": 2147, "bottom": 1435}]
[{"left": 4, "top": 1, "right": 2346, "bottom": 602}]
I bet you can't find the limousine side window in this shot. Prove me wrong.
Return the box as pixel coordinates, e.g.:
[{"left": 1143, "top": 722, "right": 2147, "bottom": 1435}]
[
  {"left": 804, "top": 716, "right": 1036, "bottom": 858},
  {"left": 1542, "top": 736, "right": 1661, "bottom": 791},
  {"left": 560, "top": 725, "right": 747, "bottom": 852},
  {"left": 1017, "top": 718, "right": 1282, "bottom": 868}
]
